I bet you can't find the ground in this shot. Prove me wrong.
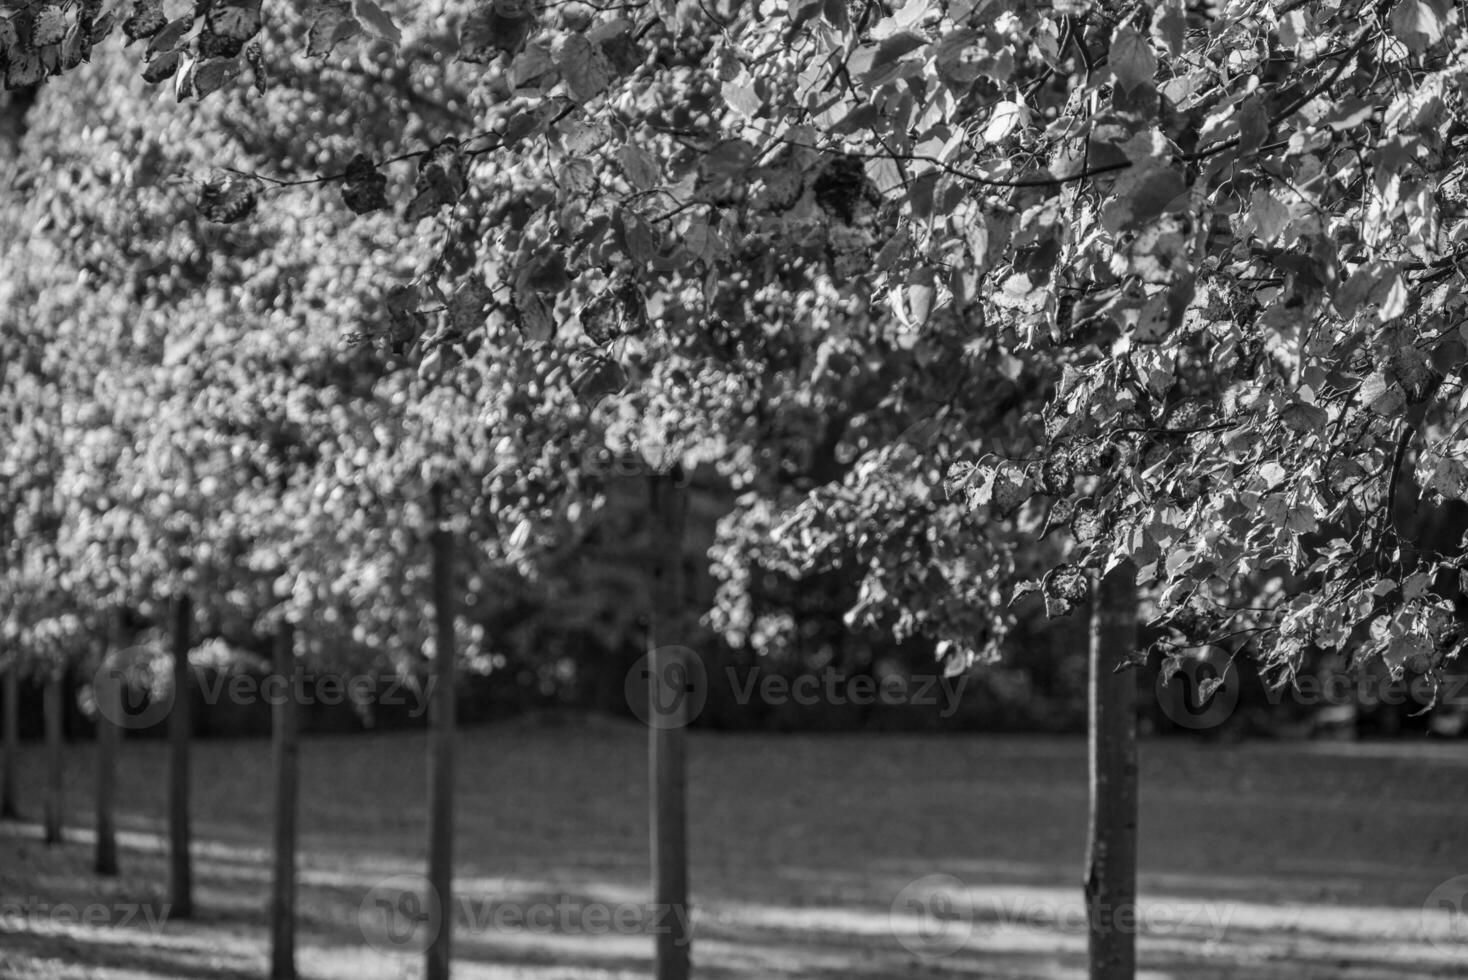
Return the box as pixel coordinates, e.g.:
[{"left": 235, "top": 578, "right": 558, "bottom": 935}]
[{"left": 1, "top": 719, "right": 1466, "bottom": 978}]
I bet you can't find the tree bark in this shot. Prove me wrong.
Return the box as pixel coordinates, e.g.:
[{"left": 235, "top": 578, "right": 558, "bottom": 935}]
[
  {"left": 2, "top": 656, "right": 18, "bottom": 819},
  {"left": 94, "top": 624, "right": 120, "bottom": 875},
  {"left": 425, "top": 486, "right": 456, "bottom": 980},
  {"left": 169, "top": 593, "right": 193, "bottom": 918},
  {"left": 270, "top": 624, "right": 299, "bottom": 980},
  {"left": 43, "top": 668, "right": 63, "bottom": 845},
  {"left": 647, "top": 469, "right": 691, "bottom": 980},
  {"left": 1085, "top": 561, "right": 1139, "bottom": 980}
]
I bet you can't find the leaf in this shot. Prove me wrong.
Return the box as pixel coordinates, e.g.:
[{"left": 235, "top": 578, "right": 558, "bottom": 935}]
[
  {"left": 1280, "top": 401, "right": 1328, "bottom": 434},
  {"left": 869, "top": 30, "right": 926, "bottom": 70},
  {"left": 353, "top": 0, "right": 401, "bottom": 43},
  {"left": 1072, "top": 503, "right": 1104, "bottom": 544},
  {"left": 5, "top": 47, "right": 44, "bottom": 88},
  {"left": 1108, "top": 26, "right": 1155, "bottom": 93},
  {"left": 146, "top": 16, "right": 191, "bottom": 58},
  {"left": 446, "top": 277, "right": 496, "bottom": 336},
  {"left": 1390, "top": 0, "right": 1444, "bottom": 51},
  {"left": 619, "top": 210, "right": 658, "bottom": 266},
  {"left": 191, "top": 56, "right": 241, "bottom": 98},
  {"left": 307, "top": 0, "right": 359, "bottom": 58},
  {"left": 1043, "top": 564, "right": 1089, "bottom": 618},
  {"left": 404, "top": 138, "right": 465, "bottom": 222},
  {"left": 616, "top": 143, "right": 660, "bottom": 191},
  {"left": 1248, "top": 189, "right": 1290, "bottom": 243},
  {"left": 1010, "top": 580, "right": 1042, "bottom": 607},
  {"left": 121, "top": 0, "right": 167, "bottom": 42},
  {"left": 513, "top": 285, "right": 555, "bottom": 341},
  {"left": 1360, "top": 372, "right": 1407, "bottom": 417},
  {"left": 982, "top": 100, "right": 1026, "bottom": 144},
  {"left": 341, "top": 153, "right": 389, "bottom": 214},
  {"left": 244, "top": 40, "right": 267, "bottom": 91},
  {"left": 1149, "top": 0, "right": 1186, "bottom": 58},
  {"left": 196, "top": 171, "right": 259, "bottom": 223},
  {"left": 580, "top": 290, "right": 620, "bottom": 345},
  {"left": 558, "top": 34, "right": 611, "bottom": 103},
  {"left": 30, "top": 5, "right": 67, "bottom": 47},
  {"left": 140, "top": 47, "right": 181, "bottom": 83},
  {"left": 460, "top": 2, "right": 531, "bottom": 61},
  {"left": 722, "top": 75, "right": 762, "bottom": 119},
  {"left": 201, "top": 0, "right": 261, "bottom": 57}
]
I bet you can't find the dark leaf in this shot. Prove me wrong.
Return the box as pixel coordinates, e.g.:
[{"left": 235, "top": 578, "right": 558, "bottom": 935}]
[
  {"left": 200, "top": 0, "right": 259, "bottom": 56},
  {"left": 140, "top": 47, "right": 181, "bottom": 82},
  {"left": 353, "top": 0, "right": 401, "bottom": 43},
  {"left": 244, "top": 39, "right": 265, "bottom": 91},
  {"left": 404, "top": 138, "right": 465, "bottom": 222},
  {"left": 122, "top": 0, "right": 167, "bottom": 42},
  {"left": 197, "top": 171, "right": 259, "bottom": 223},
  {"left": 30, "top": 5, "right": 68, "bottom": 47},
  {"left": 307, "top": 0, "right": 359, "bottom": 57},
  {"left": 1042, "top": 564, "right": 1089, "bottom": 618},
  {"left": 341, "top": 153, "right": 389, "bottom": 214}
]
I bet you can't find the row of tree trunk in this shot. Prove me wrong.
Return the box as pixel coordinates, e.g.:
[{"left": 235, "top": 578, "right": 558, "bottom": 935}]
[{"left": 6, "top": 483, "right": 1141, "bottom": 980}]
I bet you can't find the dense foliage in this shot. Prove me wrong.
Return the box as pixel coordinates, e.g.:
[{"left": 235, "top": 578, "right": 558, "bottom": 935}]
[{"left": 3, "top": 0, "right": 1467, "bottom": 698}]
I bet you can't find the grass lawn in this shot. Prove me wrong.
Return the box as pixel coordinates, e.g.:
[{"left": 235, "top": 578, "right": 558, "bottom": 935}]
[{"left": 1, "top": 718, "right": 1466, "bottom": 978}]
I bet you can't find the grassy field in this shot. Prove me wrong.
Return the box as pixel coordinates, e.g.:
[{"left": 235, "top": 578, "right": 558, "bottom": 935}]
[{"left": 1, "top": 718, "right": 1466, "bottom": 978}]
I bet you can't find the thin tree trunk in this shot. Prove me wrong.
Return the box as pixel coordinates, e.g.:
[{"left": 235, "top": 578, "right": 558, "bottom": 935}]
[
  {"left": 1085, "top": 561, "right": 1139, "bottom": 980},
  {"left": 647, "top": 469, "right": 690, "bottom": 980},
  {"left": 43, "top": 668, "right": 63, "bottom": 845},
  {"left": 169, "top": 593, "right": 193, "bottom": 918},
  {"left": 2, "top": 657, "right": 18, "bottom": 819},
  {"left": 270, "top": 624, "right": 299, "bottom": 980},
  {"left": 425, "top": 486, "right": 456, "bottom": 980},
  {"left": 94, "top": 624, "right": 120, "bottom": 875}
]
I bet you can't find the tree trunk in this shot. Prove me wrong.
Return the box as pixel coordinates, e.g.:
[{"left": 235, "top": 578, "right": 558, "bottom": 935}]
[
  {"left": 94, "top": 627, "right": 120, "bottom": 875},
  {"left": 43, "top": 668, "right": 63, "bottom": 845},
  {"left": 1085, "top": 561, "right": 1139, "bottom": 980},
  {"left": 647, "top": 469, "right": 691, "bottom": 980},
  {"left": 425, "top": 486, "right": 456, "bottom": 980},
  {"left": 270, "top": 624, "right": 299, "bottom": 980},
  {"left": 2, "top": 657, "right": 18, "bottom": 819},
  {"left": 169, "top": 593, "right": 193, "bottom": 919}
]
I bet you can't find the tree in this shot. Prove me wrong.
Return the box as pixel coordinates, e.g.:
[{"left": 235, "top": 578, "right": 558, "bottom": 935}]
[
  {"left": 169, "top": 593, "right": 192, "bottom": 916},
  {"left": 646, "top": 468, "right": 691, "bottom": 980},
  {"left": 8, "top": 3, "right": 1468, "bottom": 979},
  {"left": 42, "top": 660, "right": 62, "bottom": 844},
  {"left": 1, "top": 651, "right": 18, "bottom": 820},
  {"left": 1086, "top": 562, "right": 1138, "bottom": 979},
  {"left": 93, "top": 611, "right": 121, "bottom": 875},
  {"left": 268, "top": 624, "right": 298, "bottom": 980}
]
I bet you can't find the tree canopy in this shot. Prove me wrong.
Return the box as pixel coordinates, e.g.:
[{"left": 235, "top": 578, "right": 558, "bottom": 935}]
[{"left": 4, "top": 0, "right": 1467, "bottom": 690}]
